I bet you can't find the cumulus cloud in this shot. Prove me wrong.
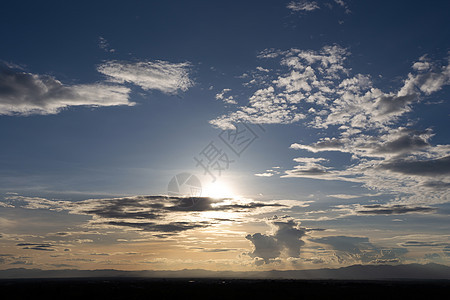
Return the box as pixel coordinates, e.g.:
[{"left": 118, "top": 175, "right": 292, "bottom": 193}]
[
  {"left": 210, "top": 45, "right": 450, "bottom": 206},
  {"left": 246, "top": 216, "right": 306, "bottom": 264},
  {"left": 97, "top": 60, "right": 193, "bottom": 94},
  {"left": 0, "top": 63, "right": 133, "bottom": 116},
  {"left": 215, "top": 88, "right": 237, "bottom": 104}
]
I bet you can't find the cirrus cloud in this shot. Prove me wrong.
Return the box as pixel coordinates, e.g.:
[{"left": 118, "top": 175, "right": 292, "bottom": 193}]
[{"left": 97, "top": 60, "right": 194, "bottom": 94}]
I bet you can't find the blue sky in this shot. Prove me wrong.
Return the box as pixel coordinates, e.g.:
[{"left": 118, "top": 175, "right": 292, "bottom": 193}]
[{"left": 0, "top": 0, "right": 449, "bottom": 271}]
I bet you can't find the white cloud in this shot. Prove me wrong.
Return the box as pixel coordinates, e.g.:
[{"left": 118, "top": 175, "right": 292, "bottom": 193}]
[
  {"left": 256, "top": 66, "right": 269, "bottom": 72},
  {"left": 209, "top": 46, "right": 450, "bottom": 206},
  {"left": 215, "top": 88, "right": 237, "bottom": 104},
  {"left": 255, "top": 172, "right": 274, "bottom": 177},
  {"left": 0, "top": 65, "right": 132, "bottom": 116},
  {"left": 287, "top": 1, "right": 320, "bottom": 12},
  {"left": 97, "top": 60, "right": 194, "bottom": 94}
]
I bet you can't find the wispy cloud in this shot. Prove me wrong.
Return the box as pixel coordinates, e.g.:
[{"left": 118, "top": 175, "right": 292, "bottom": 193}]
[
  {"left": 309, "top": 235, "right": 408, "bottom": 264},
  {"left": 97, "top": 60, "right": 194, "bottom": 94},
  {"left": 3, "top": 195, "right": 290, "bottom": 235},
  {"left": 287, "top": 1, "right": 320, "bottom": 12},
  {"left": 98, "top": 36, "right": 116, "bottom": 53}
]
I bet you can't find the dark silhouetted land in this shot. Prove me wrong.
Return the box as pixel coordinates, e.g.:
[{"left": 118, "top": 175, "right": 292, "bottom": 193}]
[{"left": 1, "top": 277, "right": 449, "bottom": 300}]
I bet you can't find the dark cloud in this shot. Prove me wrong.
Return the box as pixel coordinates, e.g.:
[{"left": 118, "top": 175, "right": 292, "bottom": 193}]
[
  {"left": 165, "top": 197, "right": 215, "bottom": 211},
  {"left": 24, "top": 247, "right": 55, "bottom": 251},
  {"left": 444, "top": 246, "right": 450, "bottom": 256},
  {"left": 16, "top": 243, "right": 52, "bottom": 247},
  {"left": 12, "top": 195, "right": 286, "bottom": 235},
  {"left": 356, "top": 204, "right": 435, "bottom": 215},
  {"left": 16, "top": 243, "right": 55, "bottom": 251},
  {"left": 72, "top": 196, "right": 280, "bottom": 217},
  {"left": 380, "top": 155, "right": 450, "bottom": 176},
  {"left": 310, "top": 235, "right": 408, "bottom": 264},
  {"left": 375, "top": 94, "right": 417, "bottom": 116},
  {"left": 50, "top": 264, "right": 76, "bottom": 268},
  {"left": 77, "top": 196, "right": 166, "bottom": 219},
  {"left": 219, "top": 203, "right": 285, "bottom": 211},
  {"left": 288, "top": 167, "right": 328, "bottom": 175},
  {"left": 401, "top": 241, "right": 450, "bottom": 247},
  {"left": 152, "top": 234, "right": 176, "bottom": 239},
  {"left": 166, "top": 197, "right": 284, "bottom": 212},
  {"left": 192, "top": 248, "right": 236, "bottom": 253},
  {"left": 10, "top": 260, "right": 32, "bottom": 265},
  {"left": 309, "top": 236, "right": 371, "bottom": 254},
  {"left": 105, "top": 221, "right": 209, "bottom": 233},
  {"left": 422, "top": 181, "right": 450, "bottom": 189},
  {"left": 0, "top": 63, "right": 131, "bottom": 115},
  {"left": 246, "top": 216, "right": 306, "bottom": 264},
  {"left": 246, "top": 233, "right": 280, "bottom": 264},
  {"left": 374, "top": 130, "right": 430, "bottom": 154}
]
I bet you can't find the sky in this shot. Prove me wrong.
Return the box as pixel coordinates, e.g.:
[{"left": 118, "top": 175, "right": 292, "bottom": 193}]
[{"left": 0, "top": 0, "right": 449, "bottom": 272}]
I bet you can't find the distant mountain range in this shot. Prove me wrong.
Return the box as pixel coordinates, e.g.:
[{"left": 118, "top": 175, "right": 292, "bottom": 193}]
[{"left": 1, "top": 263, "right": 449, "bottom": 280}]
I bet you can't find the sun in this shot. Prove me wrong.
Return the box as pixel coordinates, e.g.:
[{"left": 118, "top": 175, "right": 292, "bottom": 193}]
[{"left": 202, "top": 181, "right": 235, "bottom": 198}]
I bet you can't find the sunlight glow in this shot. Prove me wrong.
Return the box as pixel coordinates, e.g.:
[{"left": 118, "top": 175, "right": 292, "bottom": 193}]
[{"left": 202, "top": 181, "right": 235, "bottom": 199}]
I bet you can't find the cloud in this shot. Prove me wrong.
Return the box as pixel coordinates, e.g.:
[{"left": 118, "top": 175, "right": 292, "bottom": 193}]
[
  {"left": 10, "top": 260, "right": 33, "bottom": 265},
  {"left": 246, "top": 216, "right": 306, "bottom": 264},
  {"left": 287, "top": 157, "right": 331, "bottom": 175},
  {"left": 380, "top": 155, "right": 450, "bottom": 176},
  {"left": 215, "top": 88, "right": 237, "bottom": 104},
  {"left": 16, "top": 243, "right": 55, "bottom": 251},
  {"left": 356, "top": 204, "right": 435, "bottom": 215},
  {"left": 444, "top": 246, "right": 450, "bottom": 256},
  {"left": 287, "top": 1, "right": 320, "bottom": 12},
  {"left": 422, "top": 181, "right": 450, "bottom": 189},
  {"left": 98, "top": 36, "right": 115, "bottom": 53},
  {"left": 333, "top": 0, "right": 351, "bottom": 14},
  {"left": 212, "top": 44, "right": 450, "bottom": 206},
  {"left": 310, "top": 235, "right": 408, "bottom": 264},
  {"left": 97, "top": 60, "right": 193, "bottom": 94},
  {"left": 255, "top": 172, "right": 274, "bottom": 177},
  {"left": 105, "top": 221, "right": 209, "bottom": 233},
  {"left": 0, "top": 63, "right": 133, "bottom": 116},
  {"left": 4, "top": 195, "right": 289, "bottom": 235},
  {"left": 401, "top": 241, "right": 450, "bottom": 247},
  {"left": 290, "top": 128, "right": 434, "bottom": 158},
  {"left": 291, "top": 138, "right": 345, "bottom": 153},
  {"left": 310, "top": 236, "right": 371, "bottom": 254}
]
